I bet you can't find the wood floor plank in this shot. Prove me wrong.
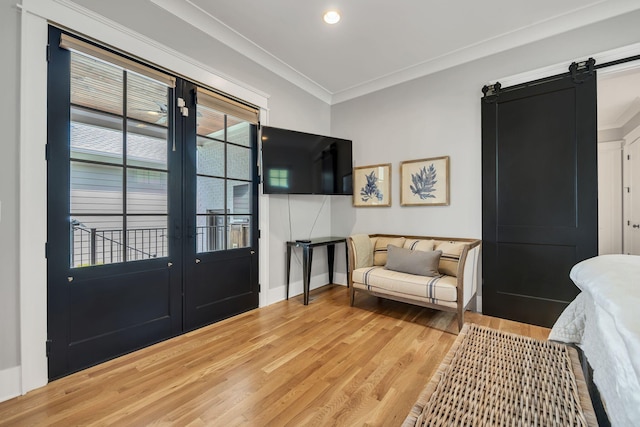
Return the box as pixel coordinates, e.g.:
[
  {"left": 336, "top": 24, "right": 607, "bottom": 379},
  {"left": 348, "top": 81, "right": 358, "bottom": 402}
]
[{"left": 0, "top": 285, "right": 550, "bottom": 426}]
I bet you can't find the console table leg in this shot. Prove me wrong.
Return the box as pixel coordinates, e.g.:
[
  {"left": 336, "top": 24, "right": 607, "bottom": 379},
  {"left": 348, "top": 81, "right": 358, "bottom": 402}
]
[
  {"left": 286, "top": 245, "right": 292, "bottom": 300},
  {"left": 327, "top": 244, "right": 335, "bottom": 284},
  {"left": 344, "top": 241, "right": 350, "bottom": 288},
  {"left": 303, "top": 246, "right": 312, "bottom": 305}
]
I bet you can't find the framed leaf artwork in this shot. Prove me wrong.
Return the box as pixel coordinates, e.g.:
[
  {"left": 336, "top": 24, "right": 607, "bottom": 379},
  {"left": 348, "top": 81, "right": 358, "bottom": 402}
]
[
  {"left": 400, "top": 156, "right": 449, "bottom": 206},
  {"left": 353, "top": 164, "right": 392, "bottom": 207}
]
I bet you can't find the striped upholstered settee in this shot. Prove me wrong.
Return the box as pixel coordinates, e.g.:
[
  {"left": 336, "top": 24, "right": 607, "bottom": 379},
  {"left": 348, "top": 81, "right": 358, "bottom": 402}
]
[{"left": 347, "top": 234, "right": 481, "bottom": 331}]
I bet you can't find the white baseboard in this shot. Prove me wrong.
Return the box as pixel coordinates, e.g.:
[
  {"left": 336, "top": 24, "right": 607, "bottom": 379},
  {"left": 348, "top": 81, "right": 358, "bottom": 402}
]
[
  {"left": 0, "top": 366, "right": 21, "bottom": 403},
  {"left": 265, "top": 273, "right": 348, "bottom": 306},
  {"left": 476, "top": 295, "right": 482, "bottom": 313}
]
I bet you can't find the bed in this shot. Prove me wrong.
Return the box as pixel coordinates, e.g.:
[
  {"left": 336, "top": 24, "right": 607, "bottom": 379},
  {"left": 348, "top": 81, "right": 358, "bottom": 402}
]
[{"left": 549, "top": 255, "right": 640, "bottom": 426}]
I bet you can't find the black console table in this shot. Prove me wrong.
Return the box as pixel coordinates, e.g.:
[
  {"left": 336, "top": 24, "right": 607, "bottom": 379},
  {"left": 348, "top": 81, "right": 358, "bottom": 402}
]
[{"left": 286, "top": 236, "right": 349, "bottom": 305}]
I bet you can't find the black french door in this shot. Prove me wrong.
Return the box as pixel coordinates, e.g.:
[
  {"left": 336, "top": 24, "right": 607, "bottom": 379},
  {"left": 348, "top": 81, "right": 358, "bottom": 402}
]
[
  {"left": 481, "top": 64, "right": 598, "bottom": 328},
  {"left": 181, "top": 81, "right": 260, "bottom": 331},
  {"left": 47, "top": 26, "right": 259, "bottom": 379}
]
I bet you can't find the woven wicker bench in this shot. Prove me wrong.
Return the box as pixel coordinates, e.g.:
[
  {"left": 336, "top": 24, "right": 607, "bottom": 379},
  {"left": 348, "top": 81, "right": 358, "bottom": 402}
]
[{"left": 403, "top": 324, "right": 598, "bottom": 426}]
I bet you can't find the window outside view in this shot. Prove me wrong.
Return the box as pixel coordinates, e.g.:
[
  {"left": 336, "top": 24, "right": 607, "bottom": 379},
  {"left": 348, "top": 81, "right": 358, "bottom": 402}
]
[{"left": 70, "top": 52, "right": 253, "bottom": 267}]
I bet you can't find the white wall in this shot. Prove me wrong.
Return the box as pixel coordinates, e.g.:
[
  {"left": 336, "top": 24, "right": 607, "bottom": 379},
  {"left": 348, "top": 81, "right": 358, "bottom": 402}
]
[
  {"left": 0, "top": 0, "right": 21, "bottom": 400},
  {"left": 597, "top": 141, "right": 623, "bottom": 254}
]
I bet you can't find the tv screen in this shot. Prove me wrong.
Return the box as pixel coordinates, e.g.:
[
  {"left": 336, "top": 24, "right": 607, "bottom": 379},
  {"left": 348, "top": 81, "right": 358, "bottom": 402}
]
[{"left": 261, "top": 126, "right": 353, "bottom": 195}]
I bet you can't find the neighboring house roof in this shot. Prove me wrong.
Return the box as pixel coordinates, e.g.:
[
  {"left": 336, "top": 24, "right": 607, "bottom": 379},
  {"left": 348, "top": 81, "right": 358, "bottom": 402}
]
[{"left": 71, "top": 121, "right": 166, "bottom": 166}]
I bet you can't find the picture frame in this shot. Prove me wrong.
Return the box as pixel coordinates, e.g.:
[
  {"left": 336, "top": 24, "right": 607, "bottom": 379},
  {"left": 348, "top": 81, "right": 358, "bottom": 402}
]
[
  {"left": 400, "top": 156, "right": 450, "bottom": 206},
  {"left": 353, "top": 163, "right": 392, "bottom": 207}
]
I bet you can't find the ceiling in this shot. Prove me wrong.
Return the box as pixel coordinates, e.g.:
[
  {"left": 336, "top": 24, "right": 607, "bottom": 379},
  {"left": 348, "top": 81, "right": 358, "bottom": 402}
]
[
  {"left": 147, "top": 0, "right": 640, "bottom": 104},
  {"left": 598, "top": 65, "right": 640, "bottom": 131}
]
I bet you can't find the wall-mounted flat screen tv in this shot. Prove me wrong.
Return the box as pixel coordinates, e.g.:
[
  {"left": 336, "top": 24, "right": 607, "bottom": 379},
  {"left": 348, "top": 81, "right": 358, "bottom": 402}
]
[{"left": 261, "top": 126, "right": 353, "bottom": 195}]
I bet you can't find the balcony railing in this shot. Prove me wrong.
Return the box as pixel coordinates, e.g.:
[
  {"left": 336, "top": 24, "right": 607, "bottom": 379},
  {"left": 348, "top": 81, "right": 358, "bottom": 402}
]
[
  {"left": 71, "top": 222, "right": 250, "bottom": 267},
  {"left": 72, "top": 224, "right": 167, "bottom": 267}
]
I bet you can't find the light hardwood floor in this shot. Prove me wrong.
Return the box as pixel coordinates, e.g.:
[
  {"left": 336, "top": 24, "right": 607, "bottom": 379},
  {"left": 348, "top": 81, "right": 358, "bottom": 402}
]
[{"left": 0, "top": 285, "right": 549, "bottom": 426}]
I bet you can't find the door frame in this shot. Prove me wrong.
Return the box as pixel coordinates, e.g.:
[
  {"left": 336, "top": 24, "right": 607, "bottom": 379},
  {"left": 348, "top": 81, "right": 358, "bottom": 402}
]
[{"left": 623, "top": 127, "right": 640, "bottom": 253}]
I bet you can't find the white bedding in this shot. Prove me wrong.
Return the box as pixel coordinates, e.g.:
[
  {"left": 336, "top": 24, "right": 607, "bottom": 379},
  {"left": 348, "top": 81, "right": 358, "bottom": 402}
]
[{"left": 550, "top": 255, "right": 640, "bottom": 426}]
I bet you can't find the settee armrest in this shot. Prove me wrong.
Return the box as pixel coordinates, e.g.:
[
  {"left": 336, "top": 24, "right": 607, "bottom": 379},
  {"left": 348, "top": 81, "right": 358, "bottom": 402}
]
[{"left": 456, "top": 240, "right": 481, "bottom": 308}]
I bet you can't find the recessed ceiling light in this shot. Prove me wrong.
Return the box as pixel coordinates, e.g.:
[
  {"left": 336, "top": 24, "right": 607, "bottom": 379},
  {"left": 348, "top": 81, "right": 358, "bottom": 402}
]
[{"left": 323, "top": 10, "right": 341, "bottom": 24}]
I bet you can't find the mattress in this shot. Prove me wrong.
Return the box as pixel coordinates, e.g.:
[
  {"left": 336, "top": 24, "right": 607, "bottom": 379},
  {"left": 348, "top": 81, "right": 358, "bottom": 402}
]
[{"left": 550, "top": 255, "right": 640, "bottom": 426}]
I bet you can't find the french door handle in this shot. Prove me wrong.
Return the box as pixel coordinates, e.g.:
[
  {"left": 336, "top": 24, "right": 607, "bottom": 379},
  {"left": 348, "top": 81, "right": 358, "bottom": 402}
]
[
  {"left": 633, "top": 224, "right": 640, "bottom": 229},
  {"left": 195, "top": 258, "right": 201, "bottom": 264}
]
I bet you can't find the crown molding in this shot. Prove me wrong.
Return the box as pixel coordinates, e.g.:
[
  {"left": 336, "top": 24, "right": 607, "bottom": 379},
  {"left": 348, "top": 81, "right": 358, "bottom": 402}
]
[
  {"left": 150, "top": 0, "right": 333, "bottom": 104},
  {"left": 612, "top": 97, "right": 640, "bottom": 130}
]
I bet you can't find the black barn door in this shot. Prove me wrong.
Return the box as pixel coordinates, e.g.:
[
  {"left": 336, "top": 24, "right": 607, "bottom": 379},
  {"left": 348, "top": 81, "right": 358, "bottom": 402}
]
[{"left": 481, "top": 64, "right": 598, "bottom": 327}]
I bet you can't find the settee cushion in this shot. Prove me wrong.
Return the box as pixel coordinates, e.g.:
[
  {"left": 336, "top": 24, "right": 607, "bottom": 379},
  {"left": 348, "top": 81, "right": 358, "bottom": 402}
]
[
  {"left": 352, "top": 266, "right": 458, "bottom": 302},
  {"left": 403, "top": 239, "right": 435, "bottom": 252},
  {"left": 373, "top": 236, "right": 406, "bottom": 265},
  {"left": 385, "top": 246, "right": 442, "bottom": 277},
  {"left": 434, "top": 241, "right": 466, "bottom": 277},
  {"left": 350, "top": 234, "right": 374, "bottom": 268}
]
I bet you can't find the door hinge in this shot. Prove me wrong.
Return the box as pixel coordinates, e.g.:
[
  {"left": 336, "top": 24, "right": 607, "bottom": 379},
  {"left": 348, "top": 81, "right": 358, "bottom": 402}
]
[
  {"left": 46, "top": 339, "right": 52, "bottom": 357},
  {"left": 45, "top": 144, "right": 49, "bottom": 161},
  {"left": 257, "top": 229, "right": 261, "bottom": 239},
  {"left": 258, "top": 284, "right": 261, "bottom": 293},
  {"left": 628, "top": 155, "right": 631, "bottom": 160},
  {"left": 45, "top": 242, "right": 48, "bottom": 259},
  {"left": 46, "top": 44, "right": 50, "bottom": 62}
]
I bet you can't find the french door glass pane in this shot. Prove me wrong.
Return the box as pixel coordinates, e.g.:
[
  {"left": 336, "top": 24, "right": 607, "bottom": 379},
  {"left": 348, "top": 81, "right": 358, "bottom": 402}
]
[
  {"left": 126, "top": 122, "right": 168, "bottom": 169},
  {"left": 71, "top": 162, "right": 123, "bottom": 214},
  {"left": 127, "top": 72, "right": 169, "bottom": 127},
  {"left": 126, "top": 215, "right": 168, "bottom": 260},
  {"left": 196, "top": 214, "right": 226, "bottom": 252},
  {"left": 197, "top": 176, "right": 225, "bottom": 214},
  {"left": 227, "top": 144, "right": 251, "bottom": 180},
  {"left": 70, "top": 52, "right": 123, "bottom": 116},
  {"left": 228, "top": 216, "right": 250, "bottom": 249},
  {"left": 228, "top": 180, "right": 250, "bottom": 214},
  {"left": 227, "top": 116, "right": 251, "bottom": 147},
  {"left": 71, "top": 108, "right": 123, "bottom": 165},
  {"left": 71, "top": 215, "right": 124, "bottom": 267},
  {"left": 197, "top": 105, "right": 225, "bottom": 139},
  {"left": 195, "top": 91, "right": 254, "bottom": 254},
  {"left": 197, "top": 137, "right": 224, "bottom": 177},
  {"left": 69, "top": 50, "right": 173, "bottom": 267},
  {"left": 127, "top": 169, "right": 168, "bottom": 214}
]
